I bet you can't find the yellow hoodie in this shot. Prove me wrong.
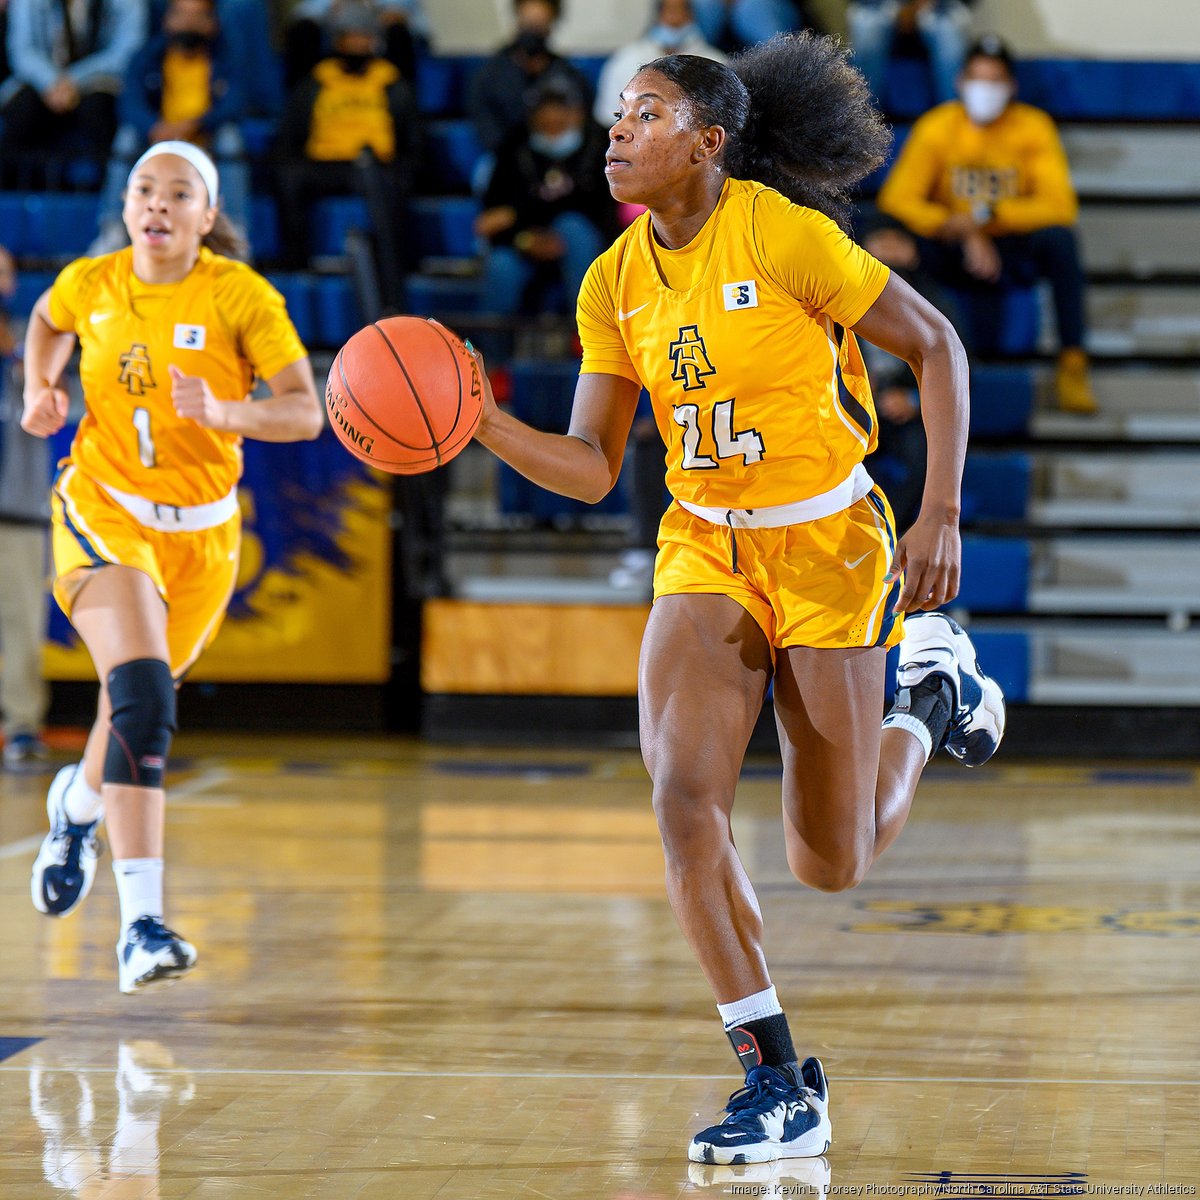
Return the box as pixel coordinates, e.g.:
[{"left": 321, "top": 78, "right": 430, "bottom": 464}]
[{"left": 878, "top": 99, "right": 1078, "bottom": 239}]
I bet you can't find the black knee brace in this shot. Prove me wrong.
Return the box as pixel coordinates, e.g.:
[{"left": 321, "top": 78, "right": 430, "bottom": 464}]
[{"left": 104, "top": 658, "right": 177, "bottom": 789}]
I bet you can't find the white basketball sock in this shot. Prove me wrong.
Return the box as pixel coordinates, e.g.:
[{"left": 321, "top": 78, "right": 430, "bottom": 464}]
[
  {"left": 717, "top": 984, "right": 782, "bottom": 1030},
  {"left": 62, "top": 766, "right": 104, "bottom": 825},
  {"left": 113, "top": 858, "right": 164, "bottom": 929}
]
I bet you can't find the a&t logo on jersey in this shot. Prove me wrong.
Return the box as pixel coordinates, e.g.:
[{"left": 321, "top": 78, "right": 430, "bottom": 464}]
[
  {"left": 118, "top": 344, "right": 156, "bottom": 396},
  {"left": 668, "top": 325, "right": 716, "bottom": 391}
]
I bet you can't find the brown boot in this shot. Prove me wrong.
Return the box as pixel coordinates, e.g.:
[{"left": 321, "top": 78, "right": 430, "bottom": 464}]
[{"left": 1056, "top": 348, "right": 1098, "bottom": 414}]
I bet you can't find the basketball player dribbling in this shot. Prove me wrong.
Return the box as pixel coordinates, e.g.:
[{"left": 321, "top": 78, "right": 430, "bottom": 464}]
[
  {"left": 22, "top": 142, "right": 323, "bottom": 993},
  {"left": 470, "top": 36, "right": 1006, "bottom": 1163}
]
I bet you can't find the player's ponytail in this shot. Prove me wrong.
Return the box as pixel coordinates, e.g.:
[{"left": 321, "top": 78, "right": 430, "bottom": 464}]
[
  {"left": 202, "top": 212, "right": 249, "bottom": 261},
  {"left": 729, "top": 31, "right": 890, "bottom": 232},
  {"left": 644, "top": 33, "right": 890, "bottom": 232}
]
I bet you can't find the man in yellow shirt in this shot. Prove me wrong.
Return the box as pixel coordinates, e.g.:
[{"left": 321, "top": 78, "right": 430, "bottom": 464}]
[{"left": 878, "top": 35, "right": 1095, "bottom": 412}]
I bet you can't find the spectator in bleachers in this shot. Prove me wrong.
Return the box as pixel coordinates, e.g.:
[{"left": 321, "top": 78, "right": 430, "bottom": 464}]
[
  {"left": 877, "top": 35, "right": 1096, "bottom": 413},
  {"left": 0, "top": 0, "right": 147, "bottom": 184},
  {"left": 467, "top": 0, "right": 593, "bottom": 191},
  {"left": 282, "top": 0, "right": 428, "bottom": 91},
  {"left": 275, "top": 0, "right": 419, "bottom": 310},
  {"left": 593, "top": 0, "right": 725, "bottom": 130},
  {"left": 690, "top": 0, "right": 812, "bottom": 52},
  {"left": 474, "top": 83, "right": 614, "bottom": 322},
  {"left": 847, "top": 0, "right": 976, "bottom": 106},
  {"left": 0, "top": 244, "right": 51, "bottom": 770},
  {"left": 94, "top": 0, "right": 251, "bottom": 249}
]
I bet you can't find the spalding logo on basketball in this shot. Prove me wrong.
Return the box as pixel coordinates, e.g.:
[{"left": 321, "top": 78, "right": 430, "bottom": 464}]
[{"left": 325, "top": 315, "right": 484, "bottom": 475}]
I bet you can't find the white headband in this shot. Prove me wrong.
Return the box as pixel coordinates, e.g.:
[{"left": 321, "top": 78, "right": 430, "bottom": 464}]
[{"left": 128, "top": 141, "right": 219, "bottom": 206}]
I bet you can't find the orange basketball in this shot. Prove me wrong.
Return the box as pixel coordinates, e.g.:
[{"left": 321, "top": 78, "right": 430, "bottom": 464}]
[{"left": 325, "top": 316, "right": 484, "bottom": 474}]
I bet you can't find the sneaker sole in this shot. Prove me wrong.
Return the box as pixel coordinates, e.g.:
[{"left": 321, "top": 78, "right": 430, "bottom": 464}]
[
  {"left": 119, "top": 956, "right": 197, "bottom": 995},
  {"left": 948, "top": 673, "right": 1006, "bottom": 767},
  {"left": 687, "top": 1114, "right": 832, "bottom": 1164},
  {"left": 937, "top": 620, "right": 1006, "bottom": 767}
]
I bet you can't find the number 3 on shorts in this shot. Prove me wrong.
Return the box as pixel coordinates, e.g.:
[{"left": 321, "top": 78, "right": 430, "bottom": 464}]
[{"left": 133, "top": 407, "right": 157, "bottom": 468}]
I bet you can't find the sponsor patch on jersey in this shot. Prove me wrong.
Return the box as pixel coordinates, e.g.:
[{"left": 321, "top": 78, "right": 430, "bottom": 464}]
[
  {"left": 722, "top": 279, "right": 759, "bottom": 311},
  {"left": 173, "top": 324, "right": 206, "bottom": 350}
]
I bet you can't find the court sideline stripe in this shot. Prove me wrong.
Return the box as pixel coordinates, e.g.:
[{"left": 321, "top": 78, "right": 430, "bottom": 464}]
[{"left": 0, "top": 1066, "right": 1197, "bottom": 1085}]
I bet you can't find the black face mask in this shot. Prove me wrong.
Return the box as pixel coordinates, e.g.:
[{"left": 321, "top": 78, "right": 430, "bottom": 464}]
[
  {"left": 339, "top": 52, "right": 372, "bottom": 75},
  {"left": 169, "top": 31, "right": 211, "bottom": 52},
  {"left": 515, "top": 30, "right": 549, "bottom": 57}
]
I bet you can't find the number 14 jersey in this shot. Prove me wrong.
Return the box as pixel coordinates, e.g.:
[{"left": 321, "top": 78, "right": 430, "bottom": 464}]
[
  {"left": 48, "top": 247, "right": 307, "bottom": 507},
  {"left": 577, "top": 178, "right": 890, "bottom": 512}
]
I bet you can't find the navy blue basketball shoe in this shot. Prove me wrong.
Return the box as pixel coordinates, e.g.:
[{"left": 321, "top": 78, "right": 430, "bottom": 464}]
[
  {"left": 31, "top": 764, "right": 102, "bottom": 917},
  {"left": 687, "top": 1058, "right": 831, "bottom": 1164},
  {"left": 117, "top": 917, "right": 197, "bottom": 994},
  {"left": 895, "top": 612, "right": 1006, "bottom": 766}
]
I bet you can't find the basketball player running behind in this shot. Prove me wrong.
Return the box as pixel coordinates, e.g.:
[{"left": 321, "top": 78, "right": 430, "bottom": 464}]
[
  {"left": 471, "top": 36, "right": 1005, "bottom": 1163},
  {"left": 23, "top": 142, "right": 323, "bottom": 993}
]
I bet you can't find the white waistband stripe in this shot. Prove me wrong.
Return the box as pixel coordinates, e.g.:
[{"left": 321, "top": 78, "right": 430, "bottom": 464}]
[
  {"left": 100, "top": 482, "right": 240, "bottom": 532},
  {"left": 677, "top": 464, "right": 874, "bottom": 529}
]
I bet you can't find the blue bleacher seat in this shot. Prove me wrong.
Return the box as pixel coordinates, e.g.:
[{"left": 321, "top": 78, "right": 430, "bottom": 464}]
[
  {"left": 18, "top": 193, "right": 100, "bottom": 258},
  {"left": 500, "top": 359, "right": 627, "bottom": 519},
  {"left": 0, "top": 194, "right": 26, "bottom": 254},
  {"left": 970, "top": 366, "right": 1035, "bottom": 438},
  {"left": 312, "top": 196, "right": 370, "bottom": 257},
  {"left": 268, "top": 273, "right": 316, "bottom": 346},
  {"left": 312, "top": 276, "right": 362, "bottom": 347},
  {"left": 411, "top": 197, "right": 480, "bottom": 259},
  {"left": 427, "top": 119, "right": 484, "bottom": 192},
  {"left": 415, "top": 54, "right": 1200, "bottom": 126},
  {"left": 952, "top": 285, "right": 1041, "bottom": 357},
  {"left": 958, "top": 537, "right": 1030, "bottom": 613},
  {"left": 406, "top": 274, "right": 481, "bottom": 317},
  {"left": 967, "top": 631, "right": 1030, "bottom": 703},
  {"left": 9, "top": 270, "right": 56, "bottom": 319},
  {"left": 962, "top": 453, "right": 1032, "bottom": 522},
  {"left": 249, "top": 194, "right": 281, "bottom": 262}
]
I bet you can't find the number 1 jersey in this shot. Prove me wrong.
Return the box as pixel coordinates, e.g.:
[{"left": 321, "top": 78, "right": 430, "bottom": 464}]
[
  {"left": 48, "top": 247, "right": 308, "bottom": 507},
  {"left": 577, "top": 178, "right": 890, "bottom": 511}
]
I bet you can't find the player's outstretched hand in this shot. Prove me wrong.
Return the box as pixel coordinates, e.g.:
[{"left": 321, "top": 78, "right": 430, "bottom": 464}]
[
  {"left": 462, "top": 340, "right": 500, "bottom": 439},
  {"left": 885, "top": 513, "right": 961, "bottom": 614},
  {"left": 170, "top": 365, "right": 228, "bottom": 430},
  {"left": 21, "top": 385, "right": 69, "bottom": 437}
]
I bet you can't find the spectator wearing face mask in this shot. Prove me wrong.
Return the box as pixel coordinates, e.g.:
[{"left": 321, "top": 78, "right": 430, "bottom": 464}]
[
  {"left": 593, "top": 0, "right": 725, "bottom": 130},
  {"left": 877, "top": 34, "right": 1094, "bottom": 413},
  {"left": 275, "top": 0, "right": 420, "bottom": 308},
  {"left": 92, "top": 0, "right": 252, "bottom": 251},
  {"left": 474, "top": 83, "right": 615, "bottom": 321},
  {"left": 467, "top": 0, "right": 593, "bottom": 193}
]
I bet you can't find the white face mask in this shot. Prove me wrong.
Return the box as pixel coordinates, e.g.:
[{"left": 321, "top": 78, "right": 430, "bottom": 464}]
[{"left": 960, "top": 79, "right": 1012, "bottom": 125}]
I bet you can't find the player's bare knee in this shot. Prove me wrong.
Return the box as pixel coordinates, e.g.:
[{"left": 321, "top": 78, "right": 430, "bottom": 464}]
[
  {"left": 786, "top": 845, "right": 871, "bottom": 893},
  {"left": 651, "top": 778, "right": 728, "bottom": 861},
  {"left": 104, "top": 658, "right": 177, "bottom": 789}
]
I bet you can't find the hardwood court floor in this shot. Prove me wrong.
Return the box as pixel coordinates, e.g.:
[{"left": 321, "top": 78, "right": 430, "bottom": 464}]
[{"left": 0, "top": 735, "right": 1198, "bottom": 1198}]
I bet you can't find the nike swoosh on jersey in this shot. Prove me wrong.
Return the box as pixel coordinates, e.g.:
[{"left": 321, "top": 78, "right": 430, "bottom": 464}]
[
  {"left": 843, "top": 552, "right": 871, "bottom": 569},
  {"left": 90, "top": 312, "right": 115, "bottom": 323},
  {"left": 618, "top": 303, "right": 649, "bottom": 321}
]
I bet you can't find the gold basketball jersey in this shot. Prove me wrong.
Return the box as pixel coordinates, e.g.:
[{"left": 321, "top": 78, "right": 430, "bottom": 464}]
[
  {"left": 578, "top": 178, "right": 890, "bottom": 511},
  {"left": 48, "top": 247, "right": 307, "bottom": 507}
]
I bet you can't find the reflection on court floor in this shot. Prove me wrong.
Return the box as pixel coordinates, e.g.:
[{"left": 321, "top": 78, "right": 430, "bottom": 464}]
[{"left": 0, "top": 735, "right": 1197, "bottom": 1197}]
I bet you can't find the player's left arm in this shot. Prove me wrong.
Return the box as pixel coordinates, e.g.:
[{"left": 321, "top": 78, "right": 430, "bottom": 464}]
[
  {"left": 852, "top": 272, "right": 969, "bottom": 613},
  {"left": 170, "top": 358, "right": 324, "bottom": 442}
]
